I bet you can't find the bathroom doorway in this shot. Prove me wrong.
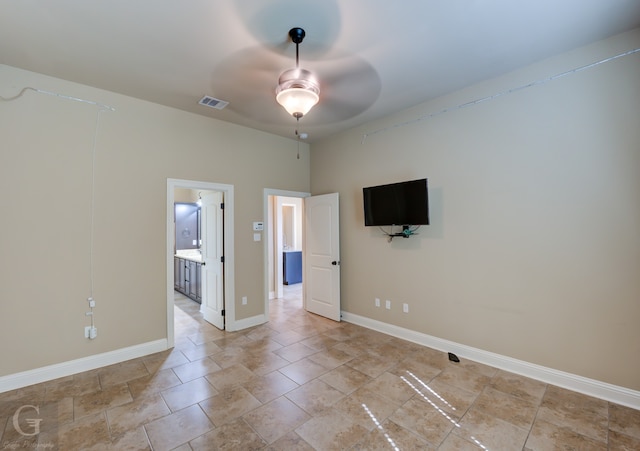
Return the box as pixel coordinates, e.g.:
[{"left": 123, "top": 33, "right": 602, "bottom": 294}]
[
  {"left": 167, "top": 178, "right": 235, "bottom": 347},
  {"left": 264, "top": 189, "right": 309, "bottom": 317}
]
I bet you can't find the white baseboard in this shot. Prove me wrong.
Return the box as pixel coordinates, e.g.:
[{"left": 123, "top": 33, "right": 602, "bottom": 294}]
[
  {"left": 341, "top": 311, "right": 640, "bottom": 410},
  {"left": 228, "top": 314, "right": 267, "bottom": 332},
  {"left": 0, "top": 339, "right": 168, "bottom": 394}
]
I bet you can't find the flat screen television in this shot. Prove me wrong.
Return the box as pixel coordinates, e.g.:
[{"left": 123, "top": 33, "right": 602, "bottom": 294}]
[{"left": 363, "top": 178, "right": 429, "bottom": 226}]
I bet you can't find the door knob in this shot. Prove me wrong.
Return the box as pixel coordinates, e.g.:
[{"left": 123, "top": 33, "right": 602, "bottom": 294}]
[{"left": 331, "top": 261, "right": 340, "bottom": 266}]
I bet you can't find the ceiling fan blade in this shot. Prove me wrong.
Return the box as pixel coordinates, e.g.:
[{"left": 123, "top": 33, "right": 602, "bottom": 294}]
[
  {"left": 306, "top": 55, "right": 381, "bottom": 123},
  {"left": 209, "top": 46, "right": 292, "bottom": 122}
]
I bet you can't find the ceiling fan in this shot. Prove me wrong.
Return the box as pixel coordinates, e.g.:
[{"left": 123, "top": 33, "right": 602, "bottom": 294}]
[
  {"left": 275, "top": 27, "right": 320, "bottom": 119},
  {"left": 208, "top": 25, "right": 381, "bottom": 128}
]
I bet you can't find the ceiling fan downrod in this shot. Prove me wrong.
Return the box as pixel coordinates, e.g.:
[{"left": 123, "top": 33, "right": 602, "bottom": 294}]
[{"left": 289, "top": 27, "right": 305, "bottom": 68}]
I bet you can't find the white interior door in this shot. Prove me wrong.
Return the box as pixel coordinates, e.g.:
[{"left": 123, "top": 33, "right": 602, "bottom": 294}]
[
  {"left": 304, "top": 193, "right": 340, "bottom": 321},
  {"left": 200, "top": 192, "right": 224, "bottom": 329}
]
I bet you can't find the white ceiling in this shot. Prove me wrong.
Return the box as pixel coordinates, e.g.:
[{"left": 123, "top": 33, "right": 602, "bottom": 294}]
[{"left": 2, "top": 1, "right": 639, "bottom": 142}]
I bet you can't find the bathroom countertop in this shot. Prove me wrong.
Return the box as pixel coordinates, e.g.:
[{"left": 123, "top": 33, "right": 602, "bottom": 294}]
[{"left": 174, "top": 250, "right": 203, "bottom": 263}]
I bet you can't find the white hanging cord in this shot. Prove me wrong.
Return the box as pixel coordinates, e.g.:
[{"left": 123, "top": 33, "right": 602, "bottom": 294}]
[
  {"left": 1, "top": 85, "right": 115, "bottom": 329},
  {"left": 0, "top": 86, "right": 116, "bottom": 111},
  {"left": 362, "top": 47, "right": 640, "bottom": 143},
  {"left": 88, "top": 109, "right": 109, "bottom": 298}
]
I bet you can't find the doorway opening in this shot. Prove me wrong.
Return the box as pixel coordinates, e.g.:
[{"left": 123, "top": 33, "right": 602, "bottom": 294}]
[
  {"left": 264, "top": 189, "right": 309, "bottom": 320},
  {"left": 167, "top": 179, "right": 235, "bottom": 348}
]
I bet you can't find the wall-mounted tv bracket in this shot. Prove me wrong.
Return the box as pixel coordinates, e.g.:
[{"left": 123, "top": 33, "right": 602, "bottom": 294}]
[{"left": 380, "top": 225, "right": 420, "bottom": 242}]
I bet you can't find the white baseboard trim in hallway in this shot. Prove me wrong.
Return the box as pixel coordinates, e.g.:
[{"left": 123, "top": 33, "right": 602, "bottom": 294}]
[
  {"left": 230, "top": 314, "right": 267, "bottom": 332},
  {"left": 341, "top": 311, "right": 640, "bottom": 410},
  {"left": 0, "top": 339, "right": 167, "bottom": 394}
]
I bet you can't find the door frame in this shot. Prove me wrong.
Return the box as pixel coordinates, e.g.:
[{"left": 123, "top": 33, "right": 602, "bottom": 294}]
[
  {"left": 263, "top": 188, "right": 310, "bottom": 319},
  {"left": 167, "top": 178, "right": 235, "bottom": 347}
]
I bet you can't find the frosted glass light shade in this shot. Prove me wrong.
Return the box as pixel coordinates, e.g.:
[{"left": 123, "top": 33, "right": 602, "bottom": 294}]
[
  {"left": 276, "top": 88, "right": 319, "bottom": 118},
  {"left": 275, "top": 68, "right": 320, "bottom": 118}
]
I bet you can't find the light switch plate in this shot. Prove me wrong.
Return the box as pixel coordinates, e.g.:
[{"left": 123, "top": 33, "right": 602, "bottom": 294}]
[{"left": 253, "top": 233, "right": 261, "bottom": 241}]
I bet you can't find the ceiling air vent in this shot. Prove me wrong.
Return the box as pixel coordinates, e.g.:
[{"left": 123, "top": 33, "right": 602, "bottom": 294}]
[{"left": 198, "top": 96, "right": 229, "bottom": 110}]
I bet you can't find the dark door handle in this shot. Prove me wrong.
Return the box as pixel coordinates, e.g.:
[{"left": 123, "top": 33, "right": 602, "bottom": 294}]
[{"left": 331, "top": 261, "right": 340, "bottom": 265}]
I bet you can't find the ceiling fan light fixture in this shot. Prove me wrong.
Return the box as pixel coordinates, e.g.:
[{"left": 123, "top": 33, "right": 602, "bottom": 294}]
[
  {"left": 275, "top": 27, "right": 320, "bottom": 119},
  {"left": 276, "top": 68, "right": 320, "bottom": 118}
]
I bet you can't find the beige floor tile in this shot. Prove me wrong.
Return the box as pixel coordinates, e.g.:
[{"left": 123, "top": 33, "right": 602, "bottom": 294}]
[
  {"left": 390, "top": 396, "right": 459, "bottom": 446},
  {"left": 278, "top": 358, "right": 331, "bottom": 385},
  {"left": 211, "top": 333, "right": 253, "bottom": 351},
  {"left": 172, "top": 357, "right": 223, "bottom": 383},
  {"left": 241, "top": 351, "right": 291, "bottom": 376},
  {"left": 109, "top": 425, "right": 152, "bottom": 450},
  {"left": 345, "top": 353, "right": 397, "bottom": 379},
  {"left": 204, "top": 363, "right": 257, "bottom": 391},
  {"left": 160, "top": 377, "right": 218, "bottom": 412},
  {"left": 73, "top": 383, "right": 133, "bottom": 419},
  {"left": 432, "top": 363, "right": 493, "bottom": 394},
  {"left": 352, "top": 418, "right": 434, "bottom": 450},
  {"left": 609, "top": 402, "right": 640, "bottom": 439},
  {"left": 389, "top": 357, "right": 442, "bottom": 384},
  {"left": 242, "top": 396, "right": 310, "bottom": 444},
  {"left": 142, "top": 349, "right": 190, "bottom": 374},
  {"left": 190, "top": 417, "right": 267, "bottom": 450},
  {"left": 265, "top": 431, "right": 315, "bottom": 451},
  {"left": 454, "top": 408, "right": 529, "bottom": 451},
  {"left": 145, "top": 404, "right": 213, "bottom": 451},
  {"left": 106, "top": 393, "right": 171, "bottom": 437},
  {"left": 411, "top": 346, "right": 450, "bottom": 370},
  {"left": 295, "top": 409, "right": 369, "bottom": 450},
  {"left": 536, "top": 385, "right": 608, "bottom": 443},
  {"left": 243, "top": 371, "right": 299, "bottom": 404},
  {"left": 40, "top": 411, "right": 111, "bottom": 450},
  {"left": 306, "top": 347, "right": 354, "bottom": 370},
  {"left": 244, "top": 337, "right": 285, "bottom": 354},
  {"left": 362, "top": 371, "right": 416, "bottom": 405},
  {"left": 180, "top": 340, "right": 223, "bottom": 362},
  {"left": 299, "top": 333, "right": 341, "bottom": 351},
  {"left": 489, "top": 369, "right": 547, "bottom": 403},
  {"left": 319, "top": 365, "right": 372, "bottom": 395},
  {"left": 273, "top": 342, "right": 319, "bottom": 363},
  {"left": 127, "top": 368, "right": 182, "bottom": 399},
  {"left": 199, "top": 386, "right": 262, "bottom": 427},
  {"left": 415, "top": 378, "right": 478, "bottom": 418},
  {"left": 99, "top": 359, "right": 150, "bottom": 387},
  {"left": 271, "top": 330, "right": 308, "bottom": 346},
  {"left": 285, "top": 379, "right": 345, "bottom": 415},
  {"left": 333, "top": 387, "right": 403, "bottom": 431},
  {"left": 187, "top": 328, "right": 228, "bottom": 346},
  {"left": 608, "top": 429, "right": 640, "bottom": 450},
  {"left": 525, "top": 418, "right": 606, "bottom": 450},
  {"left": 209, "top": 348, "right": 250, "bottom": 369},
  {"left": 471, "top": 385, "right": 539, "bottom": 429},
  {"left": 44, "top": 372, "right": 101, "bottom": 402}
]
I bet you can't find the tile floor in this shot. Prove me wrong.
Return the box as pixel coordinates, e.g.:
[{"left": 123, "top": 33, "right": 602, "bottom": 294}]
[{"left": 1, "top": 286, "right": 639, "bottom": 450}]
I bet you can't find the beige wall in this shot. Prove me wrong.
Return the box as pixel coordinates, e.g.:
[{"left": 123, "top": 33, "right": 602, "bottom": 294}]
[
  {"left": 310, "top": 29, "right": 640, "bottom": 390},
  {"left": 0, "top": 65, "right": 310, "bottom": 376}
]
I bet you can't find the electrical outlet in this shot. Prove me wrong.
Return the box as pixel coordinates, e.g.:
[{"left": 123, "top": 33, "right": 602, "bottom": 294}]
[
  {"left": 403, "top": 303, "right": 409, "bottom": 313},
  {"left": 242, "top": 296, "right": 247, "bottom": 305},
  {"left": 84, "top": 326, "right": 91, "bottom": 338},
  {"left": 375, "top": 298, "right": 380, "bottom": 307},
  {"left": 89, "top": 327, "right": 97, "bottom": 339},
  {"left": 385, "top": 300, "right": 391, "bottom": 310}
]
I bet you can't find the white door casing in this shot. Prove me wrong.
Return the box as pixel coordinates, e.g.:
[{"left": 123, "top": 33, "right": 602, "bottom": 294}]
[
  {"left": 304, "top": 193, "right": 341, "bottom": 321},
  {"left": 200, "top": 191, "right": 224, "bottom": 329}
]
